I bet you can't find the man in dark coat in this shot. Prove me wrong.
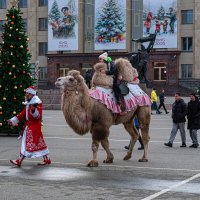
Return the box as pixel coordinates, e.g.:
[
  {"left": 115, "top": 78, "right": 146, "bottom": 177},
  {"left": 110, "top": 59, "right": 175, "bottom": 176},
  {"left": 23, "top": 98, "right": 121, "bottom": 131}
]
[
  {"left": 187, "top": 93, "right": 200, "bottom": 148},
  {"left": 158, "top": 89, "right": 169, "bottom": 114},
  {"left": 164, "top": 93, "right": 187, "bottom": 147}
]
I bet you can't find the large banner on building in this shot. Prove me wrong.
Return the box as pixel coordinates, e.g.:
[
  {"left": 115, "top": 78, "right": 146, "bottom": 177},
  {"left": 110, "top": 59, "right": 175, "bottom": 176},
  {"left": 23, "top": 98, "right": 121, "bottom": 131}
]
[
  {"left": 143, "top": 0, "right": 177, "bottom": 48},
  {"left": 95, "top": 0, "right": 126, "bottom": 50},
  {"left": 48, "top": 0, "right": 78, "bottom": 51}
]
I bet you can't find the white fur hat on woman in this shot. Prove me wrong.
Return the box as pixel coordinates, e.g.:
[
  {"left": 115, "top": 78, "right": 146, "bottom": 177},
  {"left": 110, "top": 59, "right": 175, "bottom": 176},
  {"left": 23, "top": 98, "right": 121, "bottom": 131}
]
[
  {"left": 99, "top": 52, "right": 108, "bottom": 61},
  {"left": 26, "top": 86, "right": 37, "bottom": 95}
]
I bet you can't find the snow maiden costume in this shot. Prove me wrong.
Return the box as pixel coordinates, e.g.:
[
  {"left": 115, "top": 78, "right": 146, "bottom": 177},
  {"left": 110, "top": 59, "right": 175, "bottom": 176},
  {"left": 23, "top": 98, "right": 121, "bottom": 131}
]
[{"left": 9, "top": 86, "right": 51, "bottom": 167}]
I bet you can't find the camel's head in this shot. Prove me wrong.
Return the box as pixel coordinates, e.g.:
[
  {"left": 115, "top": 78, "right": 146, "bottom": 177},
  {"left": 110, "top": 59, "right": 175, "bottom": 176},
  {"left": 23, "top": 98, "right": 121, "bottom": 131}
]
[{"left": 55, "top": 70, "right": 85, "bottom": 92}]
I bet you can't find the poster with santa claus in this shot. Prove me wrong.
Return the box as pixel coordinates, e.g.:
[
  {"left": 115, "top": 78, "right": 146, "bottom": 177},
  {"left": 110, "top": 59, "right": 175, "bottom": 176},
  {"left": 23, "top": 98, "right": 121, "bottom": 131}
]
[
  {"left": 95, "top": 0, "right": 126, "bottom": 50},
  {"left": 48, "top": 0, "right": 78, "bottom": 51},
  {"left": 143, "top": 0, "right": 177, "bottom": 48}
]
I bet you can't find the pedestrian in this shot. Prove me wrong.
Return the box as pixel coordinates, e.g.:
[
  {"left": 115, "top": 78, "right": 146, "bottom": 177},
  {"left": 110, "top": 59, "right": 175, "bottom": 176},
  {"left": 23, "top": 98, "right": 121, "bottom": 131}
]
[
  {"left": 151, "top": 88, "right": 161, "bottom": 114},
  {"left": 164, "top": 92, "right": 187, "bottom": 147},
  {"left": 158, "top": 89, "right": 169, "bottom": 114},
  {"left": 7, "top": 86, "right": 51, "bottom": 167},
  {"left": 124, "top": 118, "right": 144, "bottom": 150},
  {"left": 84, "top": 69, "right": 92, "bottom": 89},
  {"left": 187, "top": 93, "right": 200, "bottom": 148}
]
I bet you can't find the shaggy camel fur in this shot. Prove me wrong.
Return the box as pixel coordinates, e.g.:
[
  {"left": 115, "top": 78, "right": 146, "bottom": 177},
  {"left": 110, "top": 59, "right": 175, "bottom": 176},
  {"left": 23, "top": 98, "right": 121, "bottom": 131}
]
[
  {"left": 55, "top": 70, "right": 151, "bottom": 167},
  {"left": 92, "top": 58, "right": 139, "bottom": 88}
]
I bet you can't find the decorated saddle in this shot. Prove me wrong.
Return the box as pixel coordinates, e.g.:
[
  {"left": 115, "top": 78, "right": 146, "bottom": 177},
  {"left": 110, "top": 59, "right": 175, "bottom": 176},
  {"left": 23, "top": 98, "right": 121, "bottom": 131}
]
[{"left": 89, "top": 84, "right": 151, "bottom": 113}]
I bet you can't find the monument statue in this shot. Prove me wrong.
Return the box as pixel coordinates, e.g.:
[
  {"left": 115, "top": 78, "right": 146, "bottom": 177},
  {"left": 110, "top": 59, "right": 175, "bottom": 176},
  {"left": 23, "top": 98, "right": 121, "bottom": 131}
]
[{"left": 130, "top": 33, "right": 156, "bottom": 88}]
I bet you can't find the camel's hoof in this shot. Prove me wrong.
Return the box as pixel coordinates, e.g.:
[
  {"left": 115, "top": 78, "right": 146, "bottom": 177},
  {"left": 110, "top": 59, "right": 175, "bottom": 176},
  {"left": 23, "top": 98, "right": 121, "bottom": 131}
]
[
  {"left": 103, "top": 159, "right": 113, "bottom": 163},
  {"left": 123, "top": 154, "right": 131, "bottom": 160},
  {"left": 138, "top": 158, "right": 148, "bottom": 162},
  {"left": 87, "top": 160, "right": 99, "bottom": 167}
]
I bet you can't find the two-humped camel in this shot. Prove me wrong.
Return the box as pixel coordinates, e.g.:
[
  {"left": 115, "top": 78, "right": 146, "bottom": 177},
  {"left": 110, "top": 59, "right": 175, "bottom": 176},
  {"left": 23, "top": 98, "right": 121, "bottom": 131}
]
[{"left": 55, "top": 58, "right": 151, "bottom": 167}]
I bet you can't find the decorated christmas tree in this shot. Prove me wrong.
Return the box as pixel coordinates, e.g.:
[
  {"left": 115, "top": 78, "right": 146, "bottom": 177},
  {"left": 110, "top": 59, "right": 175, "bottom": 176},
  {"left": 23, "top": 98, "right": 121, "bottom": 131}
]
[
  {"left": 0, "top": 2, "right": 34, "bottom": 134},
  {"left": 48, "top": 0, "right": 61, "bottom": 23},
  {"left": 95, "top": 0, "right": 126, "bottom": 43}
]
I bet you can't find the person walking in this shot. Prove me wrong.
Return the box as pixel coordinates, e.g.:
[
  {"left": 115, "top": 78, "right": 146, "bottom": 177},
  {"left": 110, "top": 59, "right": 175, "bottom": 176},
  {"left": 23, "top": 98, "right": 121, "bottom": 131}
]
[
  {"left": 151, "top": 88, "right": 161, "bottom": 114},
  {"left": 164, "top": 92, "right": 187, "bottom": 147},
  {"left": 124, "top": 118, "right": 144, "bottom": 150},
  {"left": 7, "top": 86, "right": 51, "bottom": 167},
  {"left": 158, "top": 89, "right": 169, "bottom": 114},
  {"left": 187, "top": 93, "right": 200, "bottom": 148}
]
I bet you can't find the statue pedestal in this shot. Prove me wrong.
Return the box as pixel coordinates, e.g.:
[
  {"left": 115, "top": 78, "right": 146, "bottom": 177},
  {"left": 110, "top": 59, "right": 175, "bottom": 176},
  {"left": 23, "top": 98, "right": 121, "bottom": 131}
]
[{"left": 139, "top": 83, "right": 151, "bottom": 96}]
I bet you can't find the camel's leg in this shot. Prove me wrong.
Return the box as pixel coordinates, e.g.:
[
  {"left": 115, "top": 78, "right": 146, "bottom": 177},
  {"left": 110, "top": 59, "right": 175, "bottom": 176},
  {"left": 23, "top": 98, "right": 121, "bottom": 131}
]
[
  {"left": 87, "top": 140, "right": 99, "bottom": 167},
  {"left": 137, "top": 106, "right": 151, "bottom": 162},
  {"left": 101, "top": 138, "right": 114, "bottom": 163},
  {"left": 123, "top": 121, "right": 139, "bottom": 160}
]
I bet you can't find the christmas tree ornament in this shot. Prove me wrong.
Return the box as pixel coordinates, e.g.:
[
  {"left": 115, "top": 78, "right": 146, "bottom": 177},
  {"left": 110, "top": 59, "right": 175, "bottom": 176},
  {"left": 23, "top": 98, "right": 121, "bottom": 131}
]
[
  {"left": 13, "top": 97, "right": 16, "bottom": 100},
  {"left": 0, "top": 106, "right": 2, "bottom": 109},
  {"left": 26, "top": 48, "right": 29, "bottom": 51},
  {"left": 9, "top": 34, "right": 12, "bottom": 37},
  {"left": 9, "top": 72, "right": 12, "bottom": 75},
  {"left": 11, "top": 52, "right": 13, "bottom": 55},
  {"left": 0, "top": 112, "right": 2, "bottom": 115},
  {"left": 3, "top": 97, "right": 6, "bottom": 101},
  {"left": 14, "top": 86, "right": 17, "bottom": 89},
  {"left": 13, "top": 75, "right": 16, "bottom": 78},
  {"left": 0, "top": 123, "right": 2, "bottom": 126},
  {"left": 23, "top": 64, "right": 25, "bottom": 66},
  {"left": 10, "top": 27, "right": 13, "bottom": 30},
  {"left": 16, "top": 28, "right": 18, "bottom": 31},
  {"left": 12, "top": 65, "right": 15, "bottom": 68},
  {"left": 12, "top": 16, "right": 15, "bottom": 19},
  {"left": 27, "top": 38, "right": 29, "bottom": 41},
  {"left": 13, "top": 111, "right": 16, "bottom": 115},
  {"left": 20, "top": 45, "right": 23, "bottom": 48},
  {"left": 20, "top": 85, "right": 22, "bottom": 88},
  {"left": 11, "top": 21, "right": 14, "bottom": 25},
  {"left": 18, "top": 37, "right": 21, "bottom": 40}
]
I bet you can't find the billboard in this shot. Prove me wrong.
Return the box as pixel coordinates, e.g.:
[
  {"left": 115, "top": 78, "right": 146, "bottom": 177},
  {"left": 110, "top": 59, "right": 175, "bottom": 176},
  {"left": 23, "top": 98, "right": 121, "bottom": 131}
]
[
  {"left": 95, "top": 0, "right": 126, "bottom": 50},
  {"left": 48, "top": 0, "right": 78, "bottom": 51},
  {"left": 143, "top": 0, "right": 177, "bottom": 48}
]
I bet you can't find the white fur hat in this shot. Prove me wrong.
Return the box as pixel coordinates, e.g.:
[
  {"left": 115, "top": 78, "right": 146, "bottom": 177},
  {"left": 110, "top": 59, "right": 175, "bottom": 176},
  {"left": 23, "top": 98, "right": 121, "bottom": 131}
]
[
  {"left": 26, "top": 86, "right": 36, "bottom": 95},
  {"left": 99, "top": 52, "right": 108, "bottom": 61}
]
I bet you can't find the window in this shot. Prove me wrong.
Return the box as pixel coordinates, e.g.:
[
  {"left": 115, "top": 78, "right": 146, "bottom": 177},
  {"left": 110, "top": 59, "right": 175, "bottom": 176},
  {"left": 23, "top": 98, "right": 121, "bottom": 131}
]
[
  {"left": 39, "top": 18, "right": 48, "bottom": 31},
  {"left": 181, "top": 10, "right": 193, "bottom": 24},
  {"left": 181, "top": 64, "right": 192, "bottom": 79},
  {"left": 59, "top": 68, "right": 69, "bottom": 77},
  {"left": 39, "top": 67, "right": 47, "bottom": 80},
  {"left": 182, "top": 37, "right": 192, "bottom": 51},
  {"left": 22, "top": 19, "right": 27, "bottom": 32},
  {"left": 18, "top": 0, "right": 27, "bottom": 8},
  {"left": 0, "top": 0, "right": 6, "bottom": 9},
  {"left": 153, "top": 62, "right": 167, "bottom": 81},
  {"left": 39, "top": 0, "right": 48, "bottom": 7},
  {"left": 0, "top": 20, "right": 6, "bottom": 32},
  {"left": 39, "top": 42, "right": 48, "bottom": 56}
]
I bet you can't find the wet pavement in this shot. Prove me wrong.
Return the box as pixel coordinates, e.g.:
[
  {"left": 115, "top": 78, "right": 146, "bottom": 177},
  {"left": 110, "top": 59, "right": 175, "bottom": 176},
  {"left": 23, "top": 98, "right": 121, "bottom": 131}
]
[{"left": 0, "top": 110, "right": 200, "bottom": 200}]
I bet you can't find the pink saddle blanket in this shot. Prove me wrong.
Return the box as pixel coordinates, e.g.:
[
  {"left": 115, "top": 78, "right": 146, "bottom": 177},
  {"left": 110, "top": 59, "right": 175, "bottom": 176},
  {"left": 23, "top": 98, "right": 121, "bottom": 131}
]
[{"left": 89, "top": 84, "right": 151, "bottom": 113}]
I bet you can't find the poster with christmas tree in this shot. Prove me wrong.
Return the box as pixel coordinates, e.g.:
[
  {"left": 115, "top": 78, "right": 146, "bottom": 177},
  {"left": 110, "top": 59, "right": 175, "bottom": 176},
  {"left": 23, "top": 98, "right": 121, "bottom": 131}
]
[
  {"left": 0, "top": 3, "right": 34, "bottom": 134},
  {"left": 143, "top": 0, "right": 177, "bottom": 48},
  {"left": 95, "top": 0, "right": 126, "bottom": 50},
  {"left": 48, "top": 0, "right": 78, "bottom": 51}
]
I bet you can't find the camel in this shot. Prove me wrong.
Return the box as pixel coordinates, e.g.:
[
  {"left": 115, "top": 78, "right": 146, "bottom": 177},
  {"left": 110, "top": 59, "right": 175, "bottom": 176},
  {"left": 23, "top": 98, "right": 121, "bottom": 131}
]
[{"left": 55, "top": 66, "right": 151, "bottom": 168}]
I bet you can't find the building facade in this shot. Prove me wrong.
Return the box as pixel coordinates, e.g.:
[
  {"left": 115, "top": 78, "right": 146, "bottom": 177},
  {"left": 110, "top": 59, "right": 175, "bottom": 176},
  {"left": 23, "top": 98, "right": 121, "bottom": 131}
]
[{"left": 0, "top": 0, "right": 199, "bottom": 91}]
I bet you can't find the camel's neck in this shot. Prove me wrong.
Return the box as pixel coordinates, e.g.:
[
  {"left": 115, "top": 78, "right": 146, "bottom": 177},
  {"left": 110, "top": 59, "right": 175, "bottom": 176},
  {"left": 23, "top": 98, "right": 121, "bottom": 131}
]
[{"left": 61, "top": 91, "right": 92, "bottom": 135}]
